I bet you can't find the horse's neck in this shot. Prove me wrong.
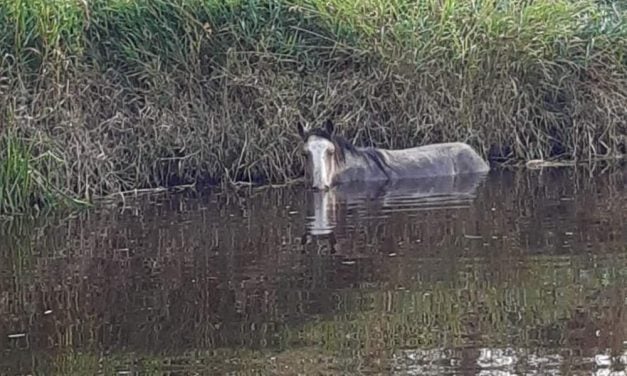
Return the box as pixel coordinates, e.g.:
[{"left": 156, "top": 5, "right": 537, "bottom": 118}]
[{"left": 340, "top": 149, "right": 373, "bottom": 171}]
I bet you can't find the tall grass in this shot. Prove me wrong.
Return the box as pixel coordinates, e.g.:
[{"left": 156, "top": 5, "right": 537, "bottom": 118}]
[
  {"left": 0, "top": 132, "right": 88, "bottom": 214},
  {"left": 0, "top": 0, "right": 625, "bottom": 211},
  {"left": 0, "top": 133, "right": 42, "bottom": 213}
]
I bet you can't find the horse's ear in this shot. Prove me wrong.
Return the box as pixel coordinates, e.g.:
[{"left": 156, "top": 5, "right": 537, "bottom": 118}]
[
  {"left": 324, "top": 119, "right": 335, "bottom": 135},
  {"left": 296, "top": 122, "right": 306, "bottom": 139}
]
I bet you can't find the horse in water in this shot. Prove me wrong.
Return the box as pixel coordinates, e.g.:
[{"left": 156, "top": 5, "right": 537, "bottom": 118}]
[{"left": 297, "top": 120, "right": 490, "bottom": 190}]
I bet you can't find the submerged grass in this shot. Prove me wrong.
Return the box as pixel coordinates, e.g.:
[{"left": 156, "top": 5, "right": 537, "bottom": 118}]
[{"left": 0, "top": 0, "right": 626, "bottom": 211}]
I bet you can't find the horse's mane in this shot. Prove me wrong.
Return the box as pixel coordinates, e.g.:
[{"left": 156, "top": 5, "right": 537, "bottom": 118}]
[{"left": 304, "top": 128, "right": 391, "bottom": 175}]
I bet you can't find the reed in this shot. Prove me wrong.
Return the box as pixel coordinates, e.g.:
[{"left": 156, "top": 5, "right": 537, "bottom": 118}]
[{"left": 0, "top": 0, "right": 625, "bottom": 211}]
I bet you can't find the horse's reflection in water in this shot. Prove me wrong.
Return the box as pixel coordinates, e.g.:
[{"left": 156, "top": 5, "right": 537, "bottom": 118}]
[{"left": 303, "top": 172, "right": 489, "bottom": 251}]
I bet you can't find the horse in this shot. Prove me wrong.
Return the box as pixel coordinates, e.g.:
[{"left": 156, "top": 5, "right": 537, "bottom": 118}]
[{"left": 297, "top": 119, "right": 490, "bottom": 190}]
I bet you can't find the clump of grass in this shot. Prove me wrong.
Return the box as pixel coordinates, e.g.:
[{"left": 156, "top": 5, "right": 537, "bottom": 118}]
[
  {"left": 0, "top": 0, "right": 625, "bottom": 210},
  {"left": 0, "top": 132, "right": 89, "bottom": 214},
  {"left": 0, "top": 133, "right": 42, "bottom": 213}
]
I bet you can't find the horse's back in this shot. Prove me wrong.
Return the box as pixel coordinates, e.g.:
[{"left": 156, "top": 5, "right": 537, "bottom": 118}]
[{"left": 382, "top": 142, "right": 489, "bottom": 178}]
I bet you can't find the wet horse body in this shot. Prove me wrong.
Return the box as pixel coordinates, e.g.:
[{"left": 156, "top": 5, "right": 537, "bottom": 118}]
[
  {"left": 332, "top": 142, "right": 488, "bottom": 184},
  {"left": 298, "top": 120, "right": 490, "bottom": 190}
]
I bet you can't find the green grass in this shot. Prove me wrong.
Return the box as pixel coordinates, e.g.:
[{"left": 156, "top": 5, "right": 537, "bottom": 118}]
[
  {"left": 0, "top": 132, "right": 59, "bottom": 214},
  {"left": 0, "top": 133, "right": 33, "bottom": 213},
  {"left": 0, "top": 131, "right": 90, "bottom": 214},
  {"left": 0, "top": 0, "right": 626, "bottom": 211}
]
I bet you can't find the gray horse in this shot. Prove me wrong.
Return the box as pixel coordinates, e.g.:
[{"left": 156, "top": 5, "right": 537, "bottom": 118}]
[{"left": 297, "top": 120, "right": 490, "bottom": 190}]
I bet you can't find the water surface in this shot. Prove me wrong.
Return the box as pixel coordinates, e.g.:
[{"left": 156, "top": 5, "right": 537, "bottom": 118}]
[{"left": 0, "top": 167, "right": 626, "bottom": 375}]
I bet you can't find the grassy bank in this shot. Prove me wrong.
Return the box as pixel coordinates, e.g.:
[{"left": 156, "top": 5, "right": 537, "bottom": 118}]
[{"left": 0, "top": 0, "right": 626, "bottom": 212}]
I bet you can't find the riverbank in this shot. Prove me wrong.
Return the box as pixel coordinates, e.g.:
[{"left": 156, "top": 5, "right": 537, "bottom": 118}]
[{"left": 1, "top": 0, "right": 626, "bottom": 212}]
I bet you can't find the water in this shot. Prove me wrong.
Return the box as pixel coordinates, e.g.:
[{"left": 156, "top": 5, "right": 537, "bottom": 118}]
[{"left": 0, "top": 167, "right": 625, "bottom": 375}]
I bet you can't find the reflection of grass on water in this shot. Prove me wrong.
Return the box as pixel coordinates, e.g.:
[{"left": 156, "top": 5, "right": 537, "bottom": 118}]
[
  {"left": 29, "top": 350, "right": 174, "bottom": 376},
  {"left": 282, "top": 256, "right": 626, "bottom": 355},
  {"left": 38, "top": 347, "right": 354, "bottom": 375},
  {"left": 8, "top": 255, "right": 624, "bottom": 375},
  {"left": 0, "top": 213, "right": 38, "bottom": 289}
]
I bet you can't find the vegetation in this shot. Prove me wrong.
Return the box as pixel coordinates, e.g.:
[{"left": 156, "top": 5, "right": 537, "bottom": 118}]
[
  {"left": 0, "top": 132, "right": 88, "bottom": 214},
  {"left": 0, "top": 0, "right": 626, "bottom": 212},
  {"left": 0, "top": 133, "right": 39, "bottom": 213}
]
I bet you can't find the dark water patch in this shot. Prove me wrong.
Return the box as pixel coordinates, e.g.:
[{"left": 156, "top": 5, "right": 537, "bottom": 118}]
[{"left": 0, "top": 167, "right": 625, "bottom": 375}]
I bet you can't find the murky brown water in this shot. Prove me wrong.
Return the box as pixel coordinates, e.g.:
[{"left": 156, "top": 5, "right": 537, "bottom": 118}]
[{"left": 0, "top": 167, "right": 626, "bottom": 375}]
